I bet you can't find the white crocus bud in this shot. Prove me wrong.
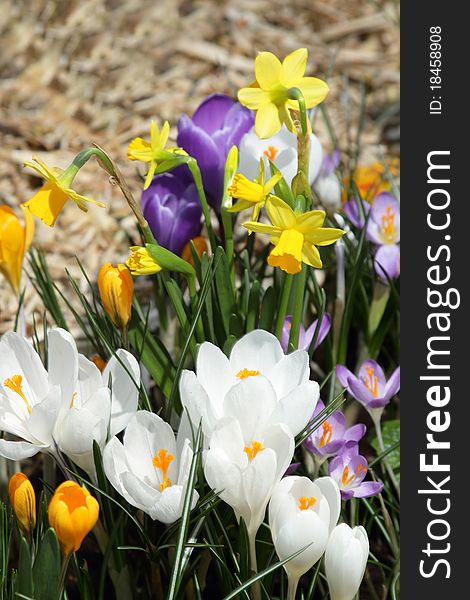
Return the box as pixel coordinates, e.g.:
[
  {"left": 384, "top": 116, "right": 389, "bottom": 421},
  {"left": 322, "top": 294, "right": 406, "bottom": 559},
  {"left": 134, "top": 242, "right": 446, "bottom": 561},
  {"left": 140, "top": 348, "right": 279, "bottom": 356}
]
[
  {"left": 269, "top": 476, "right": 340, "bottom": 600},
  {"left": 325, "top": 523, "right": 369, "bottom": 600},
  {"left": 314, "top": 173, "right": 342, "bottom": 213}
]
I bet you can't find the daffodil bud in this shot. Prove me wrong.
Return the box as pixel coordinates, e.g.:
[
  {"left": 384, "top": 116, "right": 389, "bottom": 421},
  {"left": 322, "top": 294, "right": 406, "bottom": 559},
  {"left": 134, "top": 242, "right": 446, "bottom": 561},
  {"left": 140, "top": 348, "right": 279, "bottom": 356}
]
[
  {"left": 98, "top": 263, "right": 134, "bottom": 329},
  {"left": 325, "top": 523, "right": 369, "bottom": 600},
  {"left": 0, "top": 206, "right": 34, "bottom": 294},
  {"left": 48, "top": 481, "right": 99, "bottom": 556},
  {"left": 8, "top": 473, "right": 36, "bottom": 535}
]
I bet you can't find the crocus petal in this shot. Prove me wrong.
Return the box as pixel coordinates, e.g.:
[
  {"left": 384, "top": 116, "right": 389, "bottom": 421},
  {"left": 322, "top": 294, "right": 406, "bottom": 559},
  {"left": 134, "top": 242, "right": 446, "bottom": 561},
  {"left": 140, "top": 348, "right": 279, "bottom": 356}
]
[
  {"left": 196, "top": 342, "right": 233, "bottom": 409},
  {"left": 383, "top": 366, "right": 400, "bottom": 402},
  {"left": 192, "top": 94, "right": 236, "bottom": 134},
  {"left": 374, "top": 244, "right": 400, "bottom": 280},
  {"left": 348, "top": 378, "right": 381, "bottom": 408},
  {"left": 179, "top": 370, "right": 218, "bottom": 437},
  {"left": 335, "top": 365, "right": 354, "bottom": 390},
  {"left": 270, "top": 381, "right": 319, "bottom": 438},
  {"left": 47, "top": 328, "right": 79, "bottom": 407},
  {"left": 204, "top": 446, "right": 247, "bottom": 519},
  {"left": 0, "top": 439, "right": 42, "bottom": 460},
  {"left": 230, "top": 330, "right": 284, "bottom": 376},
  {"left": 103, "top": 349, "right": 140, "bottom": 437},
  {"left": 103, "top": 437, "right": 137, "bottom": 506},
  {"left": 265, "top": 349, "right": 309, "bottom": 398},
  {"left": 344, "top": 424, "right": 367, "bottom": 443},
  {"left": 314, "top": 476, "right": 341, "bottom": 533},
  {"left": 352, "top": 481, "right": 384, "bottom": 498}
]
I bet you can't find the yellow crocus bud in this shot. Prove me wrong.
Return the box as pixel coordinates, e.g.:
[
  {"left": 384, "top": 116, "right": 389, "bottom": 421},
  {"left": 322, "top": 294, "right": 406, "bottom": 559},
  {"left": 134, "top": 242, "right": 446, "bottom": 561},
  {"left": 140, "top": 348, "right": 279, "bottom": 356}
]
[
  {"left": 0, "top": 205, "right": 34, "bottom": 294},
  {"left": 97, "top": 263, "right": 134, "bottom": 329},
  {"left": 8, "top": 473, "right": 36, "bottom": 535},
  {"left": 48, "top": 481, "right": 99, "bottom": 557}
]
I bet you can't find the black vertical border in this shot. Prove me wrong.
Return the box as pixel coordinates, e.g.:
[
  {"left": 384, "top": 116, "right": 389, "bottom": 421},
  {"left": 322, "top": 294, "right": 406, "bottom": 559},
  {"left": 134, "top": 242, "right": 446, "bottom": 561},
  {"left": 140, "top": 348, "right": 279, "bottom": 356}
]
[{"left": 401, "top": 5, "right": 466, "bottom": 598}]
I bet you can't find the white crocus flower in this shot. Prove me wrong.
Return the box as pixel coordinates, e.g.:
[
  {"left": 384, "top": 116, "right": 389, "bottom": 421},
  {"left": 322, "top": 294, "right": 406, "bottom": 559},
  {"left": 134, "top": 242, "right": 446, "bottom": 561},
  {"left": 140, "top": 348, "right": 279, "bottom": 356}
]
[
  {"left": 204, "top": 381, "right": 295, "bottom": 568},
  {"left": 269, "top": 475, "right": 341, "bottom": 600},
  {"left": 238, "top": 125, "right": 323, "bottom": 187},
  {"left": 50, "top": 329, "right": 140, "bottom": 477},
  {"left": 0, "top": 331, "right": 61, "bottom": 460},
  {"left": 325, "top": 523, "right": 369, "bottom": 600},
  {"left": 103, "top": 411, "right": 199, "bottom": 523},
  {"left": 180, "top": 329, "right": 319, "bottom": 440}
]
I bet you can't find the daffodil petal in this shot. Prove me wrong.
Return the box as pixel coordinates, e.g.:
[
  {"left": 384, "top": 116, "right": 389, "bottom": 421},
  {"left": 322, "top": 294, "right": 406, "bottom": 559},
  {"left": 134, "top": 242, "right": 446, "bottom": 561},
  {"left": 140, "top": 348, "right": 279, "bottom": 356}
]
[
  {"left": 243, "top": 221, "right": 280, "bottom": 236},
  {"left": 263, "top": 172, "right": 283, "bottom": 195},
  {"left": 127, "top": 138, "right": 153, "bottom": 162},
  {"left": 305, "top": 227, "right": 344, "bottom": 246},
  {"left": 297, "top": 77, "right": 329, "bottom": 109},
  {"left": 265, "top": 196, "right": 296, "bottom": 229},
  {"left": 238, "top": 87, "right": 268, "bottom": 110},
  {"left": 23, "top": 183, "right": 68, "bottom": 227},
  {"left": 21, "top": 206, "right": 35, "bottom": 251},
  {"left": 255, "top": 52, "right": 282, "bottom": 90},
  {"left": 227, "top": 200, "right": 253, "bottom": 213},
  {"left": 281, "top": 48, "right": 308, "bottom": 86},
  {"left": 144, "top": 162, "right": 157, "bottom": 190},
  {"left": 278, "top": 102, "right": 296, "bottom": 133},
  {"left": 66, "top": 189, "right": 106, "bottom": 209},
  {"left": 255, "top": 102, "right": 282, "bottom": 139},
  {"left": 302, "top": 244, "right": 323, "bottom": 269},
  {"left": 296, "top": 209, "right": 326, "bottom": 232},
  {"left": 160, "top": 121, "right": 170, "bottom": 147}
]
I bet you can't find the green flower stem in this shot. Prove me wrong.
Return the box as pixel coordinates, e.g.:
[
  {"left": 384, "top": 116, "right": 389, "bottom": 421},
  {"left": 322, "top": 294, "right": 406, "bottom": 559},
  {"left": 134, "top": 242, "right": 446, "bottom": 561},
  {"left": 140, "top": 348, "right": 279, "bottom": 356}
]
[
  {"left": 187, "top": 159, "right": 217, "bottom": 253},
  {"left": 372, "top": 414, "right": 401, "bottom": 499},
  {"left": 188, "top": 274, "right": 205, "bottom": 343},
  {"left": 221, "top": 209, "right": 235, "bottom": 289},
  {"left": 274, "top": 273, "right": 293, "bottom": 339},
  {"left": 288, "top": 265, "right": 307, "bottom": 350},
  {"left": 58, "top": 554, "right": 71, "bottom": 598},
  {"left": 248, "top": 530, "right": 261, "bottom": 600}
]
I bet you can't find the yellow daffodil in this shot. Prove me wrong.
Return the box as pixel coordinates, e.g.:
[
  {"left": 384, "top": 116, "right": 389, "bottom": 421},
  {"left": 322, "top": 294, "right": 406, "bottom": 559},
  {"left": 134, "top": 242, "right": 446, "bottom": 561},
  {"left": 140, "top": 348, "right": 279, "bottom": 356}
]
[
  {"left": 0, "top": 205, "right": 34, "bottom": 294},
  {"left": 238, "top": 48, "right": 329, "bottom": 139},
  {"left": 8, "top": 473, "right": 36, "bottom": 535},
  {"left": 23, "top": 156, "right": 105, "bottom": 227},
  {"left": 48, "top": 481, "right": 99, "bottom": 556},
  {"left": 127, "top": 121, "right": 185, "bottom": 190},
  {"left": 228, "top": 159, "right": 282, "bottom": 221},
  {"left": 244, "top": 196, "right": 344, "bottom": 274},
  {"left": 97, "top": 263, "right": 134, "bottom": 329},
  {"left": 126, "top": 246, "right": 162, "bottom": 276}
]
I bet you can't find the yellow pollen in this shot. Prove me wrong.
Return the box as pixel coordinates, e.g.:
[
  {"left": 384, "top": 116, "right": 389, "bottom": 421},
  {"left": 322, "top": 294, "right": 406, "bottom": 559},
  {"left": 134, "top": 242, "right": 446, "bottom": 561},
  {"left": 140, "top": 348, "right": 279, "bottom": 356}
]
[
  {"left": 341, "top": 464, "right": 367, "bottom": 486},
  {"left": 263, "top": 146, "right": 278, "bottom": 161},
  {"left": 298, "top": 496, "right": 316, "bottom": 511},
  {"left": 152, "top": 449, "right": 174, "bottom": 491},
  {"left": 363, "top": 367, "right": 378, "bottom": 398},
  {"left": 319, "top": 421, "right": 333, "bottom": 448},
  {"left": 69, "top": 392, "right": 77, "bottom": 409},
  {"left": 381, "top": 207, "right": 395, "bottom": 240},
  {"left": 244, "top": 441, "right": 265, "bottom": 462},
  {"left": 3, "top": 375, "right": 32, "bottom": 414},
  {"left": 236, "top": 368, "right": 261, "bottom": 380}
]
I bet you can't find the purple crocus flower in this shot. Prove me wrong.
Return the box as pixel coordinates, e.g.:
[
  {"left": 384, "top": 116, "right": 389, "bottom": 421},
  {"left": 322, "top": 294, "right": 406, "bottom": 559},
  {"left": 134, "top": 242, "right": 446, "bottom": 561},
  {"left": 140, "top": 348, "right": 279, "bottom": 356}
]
[
  {"left": 177, "top": 94, "right": 254, "bottom": 210},
  {"left": 142, "top": 173, "right": 202, "bottom": 256},
  {"left": 366, "top": 193, "right": 400, "bottom": 280},
  {"left": 343, "top": 199, "right": 371, "bottom": 229},
  {"left": 304, "top": 399, "right": 366, "bottom": 459},
  {"left": 281, "top": 313, "right": 331, "bottom": 353},
  {"left": 317, "top": 149, "right": 340, "bottom": 179},
  {"left": 336, "top": 359, "right": 400, "bottom": 423},
  {"left": 329, "top": 444, "right": 384, "bottom": 500}
]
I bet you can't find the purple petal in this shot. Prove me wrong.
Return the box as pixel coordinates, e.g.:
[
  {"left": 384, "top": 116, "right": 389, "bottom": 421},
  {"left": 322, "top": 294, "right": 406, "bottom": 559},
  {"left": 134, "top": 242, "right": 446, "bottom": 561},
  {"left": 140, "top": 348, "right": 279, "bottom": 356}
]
[
  {"left": 349, "top": 378, "right": 381, "bottom": 408},
  {"left": 371, "top": 193, "right": 399, "bottom": 222},
  {"left": 358, "top": 360, "right": 386, "bottom": 390},
  {"left": 335, "top": 365, "right": 354, "bottom": 389},
  {"left": 304, "top": 313, "right": 331, "bottom": 350},
  {"left": 340, "top": 489, "right": 355, "bottom": 501},
  {"left": 352, "top": 481, "right": 384, "bottom": 498},
  {"left": 285, "top": 461, "right": 301, "bottom": 476},
  {"left": 343, "top": 199, "right": 370, "bottom": 228},
  {"left": 318, "top": 439, "right": 345, "bottom": 456},
  {"left": 191, "top": 94, "right": 235, "bottom": 134},
  {"left": 344, "top": 423, "right": 367, "bottom": 443},
  {"left": 375, "top": 244, "right": 400, "bottom": 280},
  {"left": 219, "top": 104, "right": 254, "bottom": 152},
  {"left": 383, "top": 366, "right": 400, "bottom": 402},
  {"left": 368, "top": 397, "right": 391, "bottom": 409}
]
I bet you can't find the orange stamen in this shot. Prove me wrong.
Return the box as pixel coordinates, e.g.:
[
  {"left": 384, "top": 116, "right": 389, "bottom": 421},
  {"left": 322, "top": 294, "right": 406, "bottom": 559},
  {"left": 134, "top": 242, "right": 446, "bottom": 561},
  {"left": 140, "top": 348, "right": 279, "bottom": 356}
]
[
  {"left": 298, "top": 496, "right": 316, "bottom": 511},
  {"left": 263, "top": 146, "right": 278, "bottom": 161},
  {"left": 244, "top": 441, "right": 265, "bottom": 462},
  {"left": 319, "top": 421, "right": 333, "bottom": 448},
  {"left": 341, "top": 464, "right": 367, "bottom": 486},
  {"left": 381, "top": 207, "right": 395, "bottom": 239},
  {"left": 236, "top": 368, "right": 261, "bottom": 380},
  {"left": 363, "top": 367, "right": 378, "bottom": 397},
  {"left": 4, "top": 375, "right": 32, "bottom": 414},
  {"left": 152, "top": 449, "right": 174, "bottom": 491}
]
